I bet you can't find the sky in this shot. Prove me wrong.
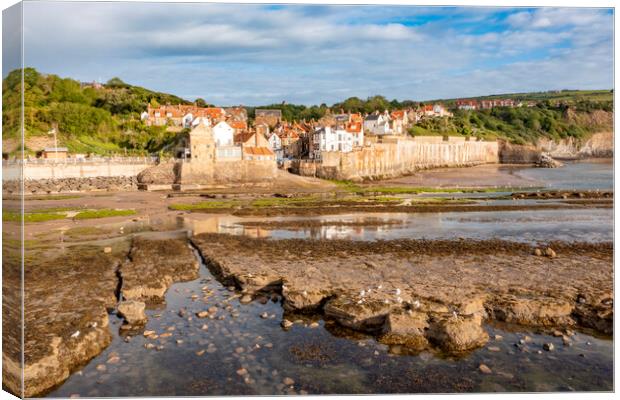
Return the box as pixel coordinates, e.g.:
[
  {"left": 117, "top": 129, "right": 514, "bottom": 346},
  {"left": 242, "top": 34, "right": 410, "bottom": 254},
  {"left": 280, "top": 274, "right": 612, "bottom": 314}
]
[{"left": 3, "top": 1, "right": 615, "bottom": 106}]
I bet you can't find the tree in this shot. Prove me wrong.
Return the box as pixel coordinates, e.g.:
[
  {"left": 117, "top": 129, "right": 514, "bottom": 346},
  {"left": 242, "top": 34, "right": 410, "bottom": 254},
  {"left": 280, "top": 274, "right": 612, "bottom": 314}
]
[
  {"left": 106, "top": 77, "right": 128, "bottom": 88},
  {"left": 195, "top": 98, "right": 207, "bottom": 107}
]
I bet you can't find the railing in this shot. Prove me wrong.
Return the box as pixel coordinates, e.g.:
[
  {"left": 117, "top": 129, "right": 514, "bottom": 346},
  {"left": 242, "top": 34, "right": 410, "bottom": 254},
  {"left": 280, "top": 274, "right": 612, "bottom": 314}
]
[{"left": 2, "top": 156, "right": 158, "bottom": 166}]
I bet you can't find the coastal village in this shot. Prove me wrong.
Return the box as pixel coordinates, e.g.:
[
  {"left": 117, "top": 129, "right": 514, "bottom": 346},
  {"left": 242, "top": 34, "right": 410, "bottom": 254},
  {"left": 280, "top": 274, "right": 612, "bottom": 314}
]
[{"left": 137, "top": 99, "right": 523, "bottom": 165}]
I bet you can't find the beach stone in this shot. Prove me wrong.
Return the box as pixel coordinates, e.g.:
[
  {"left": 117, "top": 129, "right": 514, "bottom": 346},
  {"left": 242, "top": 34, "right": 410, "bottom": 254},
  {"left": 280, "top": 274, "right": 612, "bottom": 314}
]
[
  {"left": 380, "top": 310, "right": 429, "bottom": 349},
  {"left": 427, "top": 314, "right": 488, "bottom": 352},
  {"left": 103, "top": 247, "right": 112, "bottom": 254},
  {"left": 281, "top": 319, "right": 294, "bottom": 329},
  {"left": 544, "top": 248, "right": 557, "bottom": 258},
  {"left": 487, "top": 346, "right": 501, "bottom": 352},
  {"left": 236, "top": 368, "right": 248, "bottom": 376},
  {"left": 479, "top": 364, "right": 492, "bottom": 374},
  {"left": 260, "top": 312, "right": 269, "bottom": 319},
  {"left": 283, "top": 377, "right": 295, "bottom": 386},
  {"left": 543, "top": 343, "right": 555, "bottom": 351},
  {"left": 533, "top": 248, "right": 542, "bottom": 256},
  {"left": 240, "top": 295, "right": 253, "bottom": 304},
  {"left": 117, "top": 300, "right": 147, "bottom": 325},
  {"left": 96, "top": 364, "right": 107, "bottom": 372},
  {"left": 196, "top": 311, "right": 210, "bottom": 318}
]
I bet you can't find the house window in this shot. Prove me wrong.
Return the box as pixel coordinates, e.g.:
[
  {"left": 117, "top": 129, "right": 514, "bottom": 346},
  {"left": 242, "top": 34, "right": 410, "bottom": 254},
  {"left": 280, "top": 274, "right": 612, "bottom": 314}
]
[{"left": 166, "top": 112, "right": 172, "bottom": 117}]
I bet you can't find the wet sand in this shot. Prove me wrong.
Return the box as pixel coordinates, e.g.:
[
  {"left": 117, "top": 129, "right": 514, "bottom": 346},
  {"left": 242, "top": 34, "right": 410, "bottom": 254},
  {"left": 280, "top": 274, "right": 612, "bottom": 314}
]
[{"left": 381, "top": 164, "right": 542, "bottom": 188}]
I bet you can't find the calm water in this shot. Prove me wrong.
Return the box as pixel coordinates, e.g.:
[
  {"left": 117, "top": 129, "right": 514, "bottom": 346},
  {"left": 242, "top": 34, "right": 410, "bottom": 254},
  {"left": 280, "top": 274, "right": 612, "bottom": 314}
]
[
  {"left": 177, "top": 208, "right": 612, "bottom": 244},
  {"left": 513, "top": 159, "right": 613, "bottom": 190},
  {"left": 49, "top": 243, "right": 613, "bottom": 397}
]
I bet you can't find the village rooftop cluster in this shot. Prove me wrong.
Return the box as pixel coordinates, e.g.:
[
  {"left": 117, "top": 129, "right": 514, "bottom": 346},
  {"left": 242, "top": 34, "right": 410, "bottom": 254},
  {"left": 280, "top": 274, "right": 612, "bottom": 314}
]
[{"left": 139, "top": 102, "right": 464, "bottom": 162}]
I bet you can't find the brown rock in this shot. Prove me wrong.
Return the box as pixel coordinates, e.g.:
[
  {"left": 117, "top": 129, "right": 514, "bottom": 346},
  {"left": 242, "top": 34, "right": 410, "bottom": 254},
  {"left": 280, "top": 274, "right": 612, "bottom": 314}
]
[
  {"left": 379, "top": 310, "right": 429, "bottom": 349},
  {"left": 117, "top": 301, "right": 147, "bottom": 325},
  {"left": 427, "top": 314, "right": 489, "bottom": 352}
]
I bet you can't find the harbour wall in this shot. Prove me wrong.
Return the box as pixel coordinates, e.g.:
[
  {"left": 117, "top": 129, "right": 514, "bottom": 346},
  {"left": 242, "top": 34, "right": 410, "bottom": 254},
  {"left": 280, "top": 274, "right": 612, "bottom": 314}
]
[{"left": 295, "top": 136, "right": 500, "bottom": 181}]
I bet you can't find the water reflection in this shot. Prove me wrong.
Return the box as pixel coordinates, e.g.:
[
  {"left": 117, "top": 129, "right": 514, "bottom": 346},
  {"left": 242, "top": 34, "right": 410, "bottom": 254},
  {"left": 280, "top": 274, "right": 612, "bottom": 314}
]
[{"left": 177, "top": 209, "right": 612, "bottom": 244}]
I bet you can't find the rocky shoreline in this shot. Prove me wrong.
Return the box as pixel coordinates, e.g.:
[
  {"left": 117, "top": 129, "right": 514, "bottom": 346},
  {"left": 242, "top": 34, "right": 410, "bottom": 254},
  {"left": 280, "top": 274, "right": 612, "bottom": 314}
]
[
  {"left": 4, "top": 233, "right": 613, "bottom": 397},
  {"left": 191, "top": 234, "right": 613, "bottom": 354},
  {"left": 2, "top": 238, "right": 200, "bottom": 397}
]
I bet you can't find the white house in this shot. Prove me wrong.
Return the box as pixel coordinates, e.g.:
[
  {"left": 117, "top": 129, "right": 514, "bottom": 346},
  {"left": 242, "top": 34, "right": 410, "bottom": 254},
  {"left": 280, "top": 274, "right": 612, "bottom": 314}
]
[
  {"left": 212, "top": 121, "right": 235, "bottom": 147},
  {"left": 311, "top": 126, "right": 355, "bottom": 159},
  {"left": 267, "top": 133, "right": 283, "bottom": 161},
  {"left": 363, "top": 112, "right": 391, "bottom": 135}
]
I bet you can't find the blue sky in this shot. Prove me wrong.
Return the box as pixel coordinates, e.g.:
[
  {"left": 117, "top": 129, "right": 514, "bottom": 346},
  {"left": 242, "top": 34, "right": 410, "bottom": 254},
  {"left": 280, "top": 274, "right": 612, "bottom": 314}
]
[{"left": 4, "top": 2, "right": 614, "bottom": 105}]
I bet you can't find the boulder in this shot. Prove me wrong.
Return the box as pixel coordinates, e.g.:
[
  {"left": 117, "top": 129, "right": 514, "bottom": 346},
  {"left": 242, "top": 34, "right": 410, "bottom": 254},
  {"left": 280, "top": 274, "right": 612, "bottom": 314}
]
[
  {"left": 117, "top": 300, "right": 147, "bottom": 325},
  {"left": 427, "top": 314, "right": 489, "bottom": 352},
  {"left": 137, "top": 162, "right": 178, "bottom": 184},
  {"left": 379, "top": 310, "right": 429, "bottom": 349},
  {"left": 536, "top": 154, "right": 563, "bottom": 168}
]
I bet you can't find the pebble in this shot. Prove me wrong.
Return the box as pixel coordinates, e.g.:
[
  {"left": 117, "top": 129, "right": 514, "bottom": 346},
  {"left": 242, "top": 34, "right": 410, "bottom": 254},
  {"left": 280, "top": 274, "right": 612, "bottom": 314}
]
[
  {"left": 235, "top": 347, "right": 245, "bottom": 354},
  {"left": 196, "top": 311, "right": 210, "bottom": 318},
  {"left": 544, "top": 247, "right": 557, "bottom": 258},
  {"left": 144, "top": 343, "right": 155, "bottom": 349},
  {"left": 208, "top": 306, "right": 218, "bottom": 313},
  {"left": 479, "top": 364, "right": 492, "bottom": 374},
  {"left": 552, "top": 330, "right": 563, "bottom": 337},
  {"left": 236, "top": 368, "right": 248, "bottom": 376},
  {"left": 96, "top": 364, "right": 107, "bottom": 372},
  {"left": 533, "top": 248, "right": 542, "bottom": 256},
  {"left": 160, "top": 333, "right": 172, "bottom": 338},
  {"left": 106, "top": 356, "right": 120, "bottom": 364},
  {"left": 281, "top": 319, "right": 294, "bottom": 329},
  {"left": 240, "top": 295, "right": 253, "bottom": 304},
  {"left": 143, "top": 330, "right": 156, "bottom": 337},
  {"left": 201, "top": 324, "right": 209, "bottom": 330},
  {"left": 487, "top": 346, "right": 501, "bottom": 352},
  {"left": 176, "top": 340, "right": 184, "bottom": 345},
  {"left": 494, "top": 334, "right": 503, "bottom": 341},
  {"left": 283, "top": 377, "right": 295, "bottom": 386},
  {"left": 260, "top": 312, "right": 269, "bottom": 319},
  {"left": 309, "top": 322, "right": 320, "bottom": 328},
  {"left": 196, "top": 350, "right": 206, "bottom": 356},
  {"left": 103, "top": 247, "right": 112, "bottom": 254},
  {"left": 543, "top": 343, "right": 555, "bottom": 351}
]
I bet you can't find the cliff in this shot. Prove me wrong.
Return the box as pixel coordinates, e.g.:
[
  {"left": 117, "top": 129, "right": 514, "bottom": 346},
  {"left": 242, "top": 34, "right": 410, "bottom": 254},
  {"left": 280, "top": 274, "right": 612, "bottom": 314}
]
[{"left": 499, "top": 131, "right": 613, "bottom": 164}]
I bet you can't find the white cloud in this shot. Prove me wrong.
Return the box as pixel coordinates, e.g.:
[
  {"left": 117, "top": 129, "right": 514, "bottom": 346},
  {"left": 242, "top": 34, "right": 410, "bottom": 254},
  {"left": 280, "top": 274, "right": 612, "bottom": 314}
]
[{"left": 17, "top": 3, "right": 613, "bottom": 105}]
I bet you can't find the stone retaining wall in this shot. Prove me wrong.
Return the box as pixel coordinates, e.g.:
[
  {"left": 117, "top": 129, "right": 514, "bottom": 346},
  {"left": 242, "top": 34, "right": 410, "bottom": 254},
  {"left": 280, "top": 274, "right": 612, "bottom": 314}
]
[
  {"left": 2, "top": 176, "right": 138, "bottom": 195},
  {"left": 296, "top": 137, "right": 499, "bottom": 181}
]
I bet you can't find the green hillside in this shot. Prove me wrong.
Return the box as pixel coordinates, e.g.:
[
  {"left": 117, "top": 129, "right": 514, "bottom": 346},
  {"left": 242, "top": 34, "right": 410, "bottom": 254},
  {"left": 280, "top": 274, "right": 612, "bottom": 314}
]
[
  {"left": 2, "top": 68, "right": 613, "bottom": 156},
  {"left": 2, "top": 68, "right": 190, "bottom": 155}
]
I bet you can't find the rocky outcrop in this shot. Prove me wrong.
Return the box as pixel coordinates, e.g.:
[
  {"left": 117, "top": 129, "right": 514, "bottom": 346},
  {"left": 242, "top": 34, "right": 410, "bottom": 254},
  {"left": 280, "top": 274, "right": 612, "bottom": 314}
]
[
  {"left": 499, "top": 131, "right": 613, "bottom": 164},
  {"left": 536, "top": 154, "right": 563, "bottom": 168},
  {"left": 3, "top": 248, "right": 123, "bottom": 398},
  {"left": 117, "top": 300, "right": 147, "bottom": 325},
  {"left": 2, "top": 176, "right": 137, "bottom": 195},
  {"left": 136, "top": 161, "right": 179, "bottom": 184},
  {"left": 120, "top": 238, "right": 199, "bottom": 303},
  {"left": 191, "top": 234, "right": 612, "bottom": 355},
  {"left": 537, "top": 131, "right": 613, "bottom": 159}
]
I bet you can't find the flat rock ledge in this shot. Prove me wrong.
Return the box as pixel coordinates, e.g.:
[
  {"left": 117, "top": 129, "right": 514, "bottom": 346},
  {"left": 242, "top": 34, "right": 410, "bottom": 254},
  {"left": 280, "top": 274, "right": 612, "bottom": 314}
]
[
  {"left": 4, "top": 238, "right": 200, "bottom": 398},
  {"left": 120, "top": 237, "right": 199, "bottom": 303},
  {"left": 192, "top": 234, "right": 613, "bottom": 354}
]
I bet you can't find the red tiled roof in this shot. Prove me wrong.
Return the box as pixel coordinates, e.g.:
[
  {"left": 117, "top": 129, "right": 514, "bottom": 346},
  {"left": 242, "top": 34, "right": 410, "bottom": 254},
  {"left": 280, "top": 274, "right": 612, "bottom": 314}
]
[{"left": 243, "top": 146, "right": 274, "bottom": 156}]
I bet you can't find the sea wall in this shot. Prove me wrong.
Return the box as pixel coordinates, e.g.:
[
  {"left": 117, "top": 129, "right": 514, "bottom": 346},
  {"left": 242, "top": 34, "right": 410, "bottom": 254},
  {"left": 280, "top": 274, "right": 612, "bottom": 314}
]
[
  {"left": 177, "top": 159, "right": 278, "bottom": 185},
  {"left": 297, "top": 137, "right": 499, "bottom": 181},
  {"left": 2, "top": 159, "right": 155, "bottom": 181}
]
